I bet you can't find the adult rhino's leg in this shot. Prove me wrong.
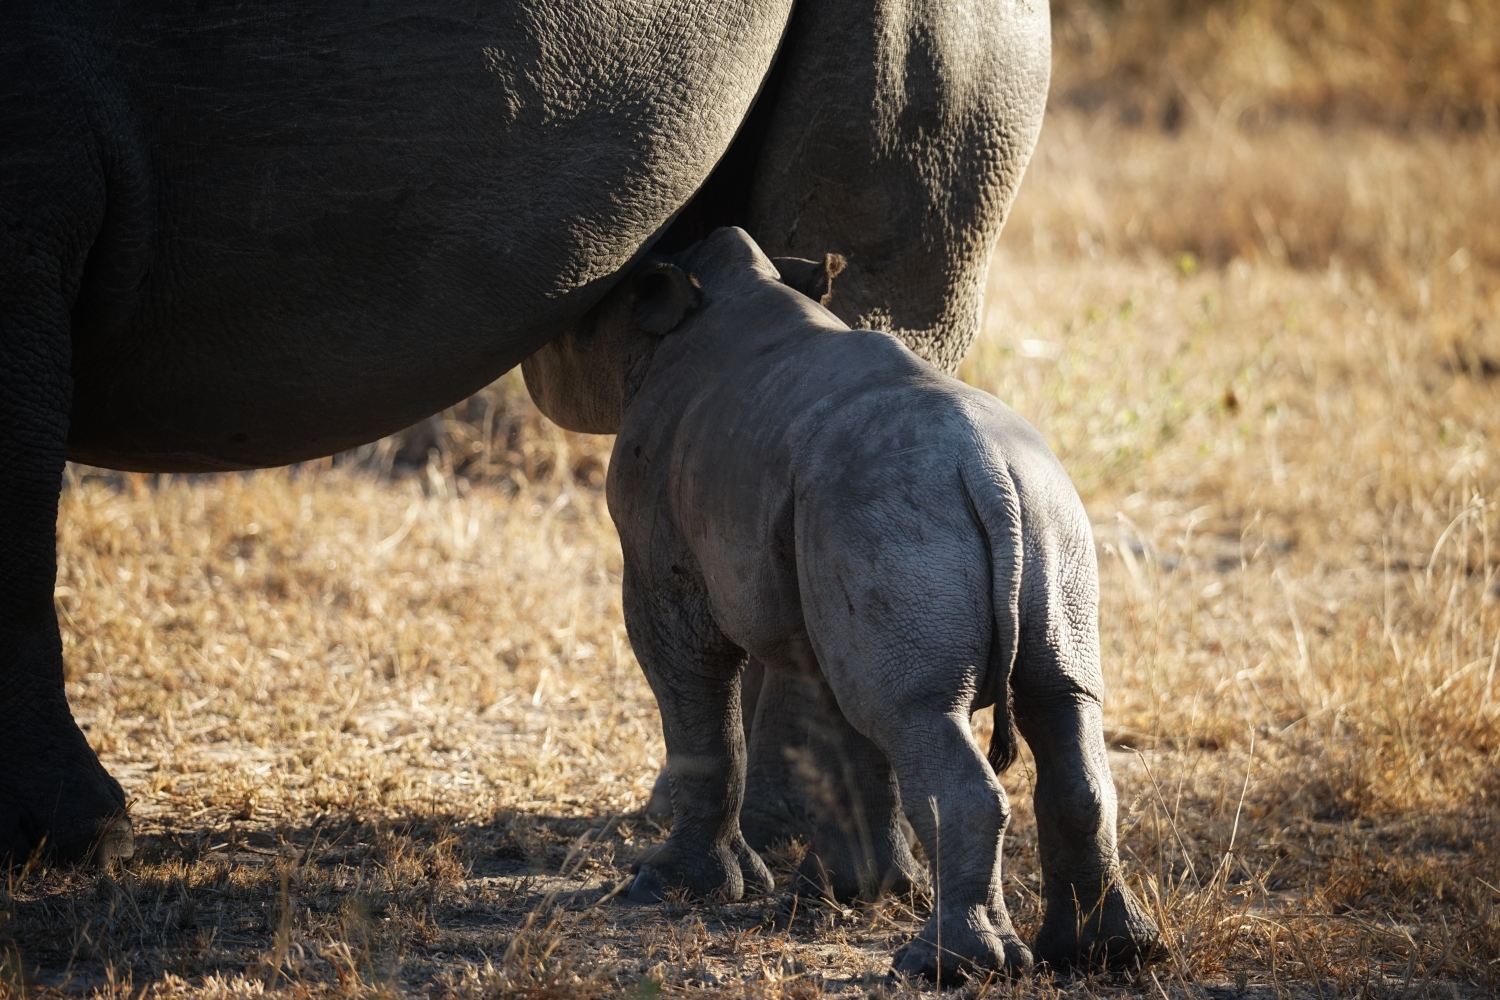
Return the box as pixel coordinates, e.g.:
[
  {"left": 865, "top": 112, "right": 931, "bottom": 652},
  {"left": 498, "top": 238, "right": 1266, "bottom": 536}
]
[
  {"left": 659, "top": 0, "right": 1049, "bottom": 372},
  {"left": 740, "top": 666, "right": 921, "bottom": 898},
  {"left": 1, "top": 84, "right": 133, "bottom": 864},
  {"left": 743, "top": 0, "right": 1051, "bottom": 373},
  {"left": 788, "top": 682, "right": 924, "bottom": 903},
  {"left": 739, "top": 664, "right": 812, "bottom": 849},
  {"left": 622, "top": 569, "right": 771, "bottom": 903}
]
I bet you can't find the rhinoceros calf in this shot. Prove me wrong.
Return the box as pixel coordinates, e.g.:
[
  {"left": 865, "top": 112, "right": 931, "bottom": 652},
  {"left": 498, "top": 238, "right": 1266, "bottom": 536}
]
[{"left": 523, "top": 227, "right": 1159, "bottom": 979}]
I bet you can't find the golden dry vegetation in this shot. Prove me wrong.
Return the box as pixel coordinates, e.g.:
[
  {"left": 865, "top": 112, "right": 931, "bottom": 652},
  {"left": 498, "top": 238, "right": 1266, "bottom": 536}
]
[
  {"left": 1050, "top": 0, "right": 1500, "bottom": 130},
  {"left": 7, "top": 3, "right": 1500, "bottom": 997}
]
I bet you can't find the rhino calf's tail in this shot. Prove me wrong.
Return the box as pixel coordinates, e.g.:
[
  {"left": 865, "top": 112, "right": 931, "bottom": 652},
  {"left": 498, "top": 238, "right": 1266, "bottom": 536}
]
[{"left": 961, "top": 454, "right": 1024, "bottom": 774}]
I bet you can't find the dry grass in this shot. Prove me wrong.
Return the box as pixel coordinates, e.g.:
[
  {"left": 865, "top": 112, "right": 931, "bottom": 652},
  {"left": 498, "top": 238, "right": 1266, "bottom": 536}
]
[
  {"left": 1007, "top": 112, "right": 1500, "bottom": 279},
  {"left": 963, "top": 249, "right": 1500, "bottom": 998},
  {"left": 8, "top": 16, "right": 1500, "bottom": 997},
  {"left": 1050, "top": 0, "right": 1500, "bottom": 130}
]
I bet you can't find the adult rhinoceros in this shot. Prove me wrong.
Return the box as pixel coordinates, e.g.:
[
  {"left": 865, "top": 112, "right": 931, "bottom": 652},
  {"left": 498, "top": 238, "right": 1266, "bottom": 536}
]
[{"left": 1, "top": 0, "right": 1049, "bottom": 865}]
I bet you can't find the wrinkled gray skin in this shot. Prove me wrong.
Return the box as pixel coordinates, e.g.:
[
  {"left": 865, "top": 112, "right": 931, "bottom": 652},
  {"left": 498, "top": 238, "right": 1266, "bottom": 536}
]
[
  {"left": 523, "top": 228, "right": 1161, "bottom": 979},
  {"left": 2, "top": 1, "right": 1049, "bottom": 866}
]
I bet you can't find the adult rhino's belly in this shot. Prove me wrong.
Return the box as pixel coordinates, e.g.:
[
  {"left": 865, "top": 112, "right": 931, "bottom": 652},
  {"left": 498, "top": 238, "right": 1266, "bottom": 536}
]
[{"left": 64, "top": 0, "right": 790, "bottom": 472}]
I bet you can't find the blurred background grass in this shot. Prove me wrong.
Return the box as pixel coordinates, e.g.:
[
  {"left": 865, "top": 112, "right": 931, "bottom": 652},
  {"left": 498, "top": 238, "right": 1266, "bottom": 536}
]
[
  {"left": 1051, "top": 0, "right": 1500, "bottom": 130},
  {"left": 1027, "top": 0, "right": 1500, "bottom": 288}
]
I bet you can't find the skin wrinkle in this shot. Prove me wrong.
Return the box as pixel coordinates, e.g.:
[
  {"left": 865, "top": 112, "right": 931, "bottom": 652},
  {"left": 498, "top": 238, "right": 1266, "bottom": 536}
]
[{"left": 524, "top": 228, "right": 1160, "bottom": 977}]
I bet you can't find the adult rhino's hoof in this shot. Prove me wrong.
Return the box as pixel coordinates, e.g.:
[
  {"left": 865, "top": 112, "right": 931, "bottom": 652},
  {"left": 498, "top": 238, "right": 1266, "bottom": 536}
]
[
  {"left": 628, "top": 834, "right": 772, "bottom": 903},
  {"left": 0, "top": 721, "right": 131, "bottom": 868},
  {"left": 0, "top": 686, "right": 131, "bottom": 867},
  {"left": 892, "top": 911, "right": 1033, "bottom": 984},
  {"left": 793, "top": 840, "right": 926, "bottom": 904},
  {"left": 88, "top": 814, "right": 136, "bottom": 868},
  {"left": 643, "top": 767, "right": 673, "bottom": 823},
  {"left": 1034, "top": 879, "right": 1161, "bottom": 970}
]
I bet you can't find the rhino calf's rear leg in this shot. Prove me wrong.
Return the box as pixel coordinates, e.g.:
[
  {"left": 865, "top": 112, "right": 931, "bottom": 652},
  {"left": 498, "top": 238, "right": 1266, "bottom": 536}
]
[
  {"left": 1019, "top": 697, "right": 1160, "bottom": 969},
  {"left": 876, "top": 710, "right": 1032, "bottom": 983}
]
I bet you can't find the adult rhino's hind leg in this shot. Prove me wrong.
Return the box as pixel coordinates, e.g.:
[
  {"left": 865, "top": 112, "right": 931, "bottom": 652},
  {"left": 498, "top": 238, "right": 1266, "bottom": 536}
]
[
  {"left": 739, "top": 664, "right": 812, "bottom": 850},
  {"left": 744, "top": 0, "right": 1050, "bottom": 373},
  {"left": 0, "top": 186, "right": 132, "bottom": 867},
  {"left": 738, "top": 664, "right": 923, "bottom": 900},
  {"left": 789, "top": 682, "right": 923, "bottom": 903}
]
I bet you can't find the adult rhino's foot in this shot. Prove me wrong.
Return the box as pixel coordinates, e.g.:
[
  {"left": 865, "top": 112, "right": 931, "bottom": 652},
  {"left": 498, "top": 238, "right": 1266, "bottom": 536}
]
[
  {"left": 793, "top": 825, "right": 926, "bottom": 903},
  {"left": 0, "top": 694, "right": 132, "bottom": 867},
  {"left": 739, "top": 796, "right": 808, "bottom": 854},
  {"left": 629, "top": 832, "right": 772, "bottom": 904},
  {"left": 892, "top": 907, "right": 1033, "bottom": 984},
  {"left": 1034, "top": 877, "right": 1160, "bottom": 970}
]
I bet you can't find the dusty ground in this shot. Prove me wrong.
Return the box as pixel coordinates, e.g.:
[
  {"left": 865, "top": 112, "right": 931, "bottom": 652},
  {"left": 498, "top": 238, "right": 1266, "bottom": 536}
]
[{"left": 7, "top": 6, "right": 1500, "bottom": 995}]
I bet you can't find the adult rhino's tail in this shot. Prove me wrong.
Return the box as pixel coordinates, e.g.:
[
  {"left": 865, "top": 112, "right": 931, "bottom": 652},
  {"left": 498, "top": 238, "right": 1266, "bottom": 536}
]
[{"left": 961, "top": 453, "right": 1024, "bottom": 774}]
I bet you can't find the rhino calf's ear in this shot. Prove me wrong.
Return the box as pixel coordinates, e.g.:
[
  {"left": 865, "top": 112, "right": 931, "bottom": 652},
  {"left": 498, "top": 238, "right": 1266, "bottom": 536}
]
[
  {"left": 772, "top": 253, "right": 845, "bottom": 306},
  {"left": 633, "top": 262, "right": 701, "bottom": 335}
]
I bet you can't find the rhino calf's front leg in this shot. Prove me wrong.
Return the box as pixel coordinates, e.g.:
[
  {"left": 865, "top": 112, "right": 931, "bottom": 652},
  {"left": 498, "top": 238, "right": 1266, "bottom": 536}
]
[
  {"left": 623, "top": 573, "right": 772, "bottom": 903},
  {"left": 647, "top": 657, "right": 769, "bottom": 825}
]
